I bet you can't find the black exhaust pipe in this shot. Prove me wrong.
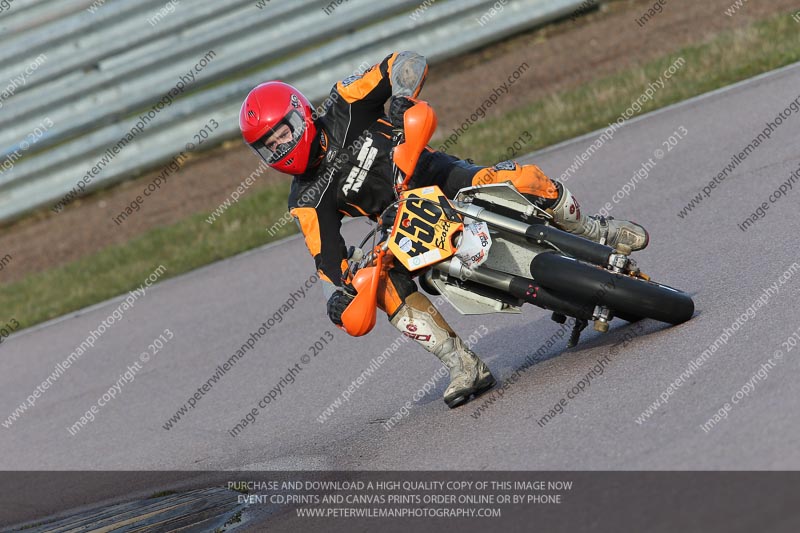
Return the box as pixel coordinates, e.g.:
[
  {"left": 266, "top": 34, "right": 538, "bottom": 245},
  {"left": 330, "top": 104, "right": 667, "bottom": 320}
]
[
  {"left": 525, "top": 225, "right": 613, "bottom": 266},
  {"left": 507, "top": 276, "right": 594, "bottom": 320},
  {"left": 434, "top": 261, "right": 594, "bottom": 320}
]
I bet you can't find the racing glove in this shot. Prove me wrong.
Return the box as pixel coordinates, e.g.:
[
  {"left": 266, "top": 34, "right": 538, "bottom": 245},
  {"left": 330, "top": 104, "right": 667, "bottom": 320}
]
[
  {"left": 326, "top": 287, "right": 355, "bottom": 326},
  {"left": 389, "top": 95, "right": 415, "bottom": 131}
]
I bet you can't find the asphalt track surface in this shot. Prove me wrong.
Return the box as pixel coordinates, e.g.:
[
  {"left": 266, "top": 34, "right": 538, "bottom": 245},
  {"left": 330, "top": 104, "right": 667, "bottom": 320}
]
[{"left": 2, "top": 62, "right": 800, "bottom": 526}]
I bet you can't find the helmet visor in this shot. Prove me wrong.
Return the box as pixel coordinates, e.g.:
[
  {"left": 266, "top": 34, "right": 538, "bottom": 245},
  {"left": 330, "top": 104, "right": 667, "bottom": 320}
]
[{"left": 250, "top": 109, "right": 306, "bottom": 164}]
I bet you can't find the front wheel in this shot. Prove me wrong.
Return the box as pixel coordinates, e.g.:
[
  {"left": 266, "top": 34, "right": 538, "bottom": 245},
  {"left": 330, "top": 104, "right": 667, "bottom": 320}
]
[{"left": 530, "top": 253, "right": 694, "bottom": 325}]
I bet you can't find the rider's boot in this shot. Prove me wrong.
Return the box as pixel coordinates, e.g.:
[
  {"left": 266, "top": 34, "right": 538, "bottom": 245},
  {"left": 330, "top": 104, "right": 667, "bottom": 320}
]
[
  {"left": 390, "top": 292, "right": 495, "bottom": 408},
  {"left": 549, "top": 183, "right": 649, "bottom": 252},
  {"left": 468, "top": 163, "right": 647, "bottom": 252}
]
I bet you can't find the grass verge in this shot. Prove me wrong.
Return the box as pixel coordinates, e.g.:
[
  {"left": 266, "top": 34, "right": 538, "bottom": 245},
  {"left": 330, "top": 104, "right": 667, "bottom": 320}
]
[
  {"left": 1, "top": 181, "right": 292, "bottom": 329},
  {"left": 449, "top": 12, "right": 800, "bottom": 164},
  {"left": 2, "top": 11, "right": 799, "bottom": 331}
]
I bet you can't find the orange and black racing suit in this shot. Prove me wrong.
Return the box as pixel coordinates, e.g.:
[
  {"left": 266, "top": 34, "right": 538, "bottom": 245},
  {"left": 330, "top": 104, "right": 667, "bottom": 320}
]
[{"left": 289, "top": 51, "right": 559, "bottom": 318}]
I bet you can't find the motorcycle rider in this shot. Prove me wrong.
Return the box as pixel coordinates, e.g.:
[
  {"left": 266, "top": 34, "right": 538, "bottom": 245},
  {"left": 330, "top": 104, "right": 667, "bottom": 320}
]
[{"left": 239, "top": 51, "right": 648, "bottom": 408}]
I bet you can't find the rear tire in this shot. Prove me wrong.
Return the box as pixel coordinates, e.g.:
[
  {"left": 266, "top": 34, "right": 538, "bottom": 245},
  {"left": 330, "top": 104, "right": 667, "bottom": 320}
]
[{"left": 530, "top": 253, "right": 694, "bottom": 325}]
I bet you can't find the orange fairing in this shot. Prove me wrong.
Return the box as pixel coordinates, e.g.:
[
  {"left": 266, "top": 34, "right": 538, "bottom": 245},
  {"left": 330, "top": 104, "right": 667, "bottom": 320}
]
[
  {"left": 340, "top": 249, "right": 385, "bottom": 337},
  {"left": 471, "top": 164, "right": 558, "bottom": 199},
  {"left": 393, "top": 100, "right": 437, "bottom": 190}
]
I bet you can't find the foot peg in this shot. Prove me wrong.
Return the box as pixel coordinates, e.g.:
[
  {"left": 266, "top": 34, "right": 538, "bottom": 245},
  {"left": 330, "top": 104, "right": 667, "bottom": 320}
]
[{"left": 567, "top": 318, "right": 588, "bottom": 348}]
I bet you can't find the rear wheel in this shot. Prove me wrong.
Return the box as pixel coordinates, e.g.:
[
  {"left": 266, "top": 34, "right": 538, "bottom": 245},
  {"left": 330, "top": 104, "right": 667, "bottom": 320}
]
[{"left": 530, "top": 253, "right": 694, "bottom": 325}]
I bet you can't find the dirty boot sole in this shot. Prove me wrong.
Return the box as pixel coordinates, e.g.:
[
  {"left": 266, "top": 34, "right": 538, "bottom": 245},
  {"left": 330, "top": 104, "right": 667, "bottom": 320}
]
[{"left": 444, "top": 376, "right": 497, "bottom": 409}]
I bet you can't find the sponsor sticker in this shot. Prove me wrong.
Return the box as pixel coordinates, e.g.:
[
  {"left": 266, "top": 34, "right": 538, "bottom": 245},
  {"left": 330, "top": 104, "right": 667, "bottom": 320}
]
[
  {"left": 341, "top": 74, "right": 363, "bottom": 87},
  {"left": 399, "top": 236, "right": 413, "bottom": 253},
  {"left": 493, "top": 160, "right": 516, "bottom": 171}
]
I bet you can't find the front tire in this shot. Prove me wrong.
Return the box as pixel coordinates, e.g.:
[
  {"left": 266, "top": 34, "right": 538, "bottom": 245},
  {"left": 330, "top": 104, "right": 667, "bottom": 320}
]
[{"left": 530, "top": 253, "right": 694, "bottom": 325}]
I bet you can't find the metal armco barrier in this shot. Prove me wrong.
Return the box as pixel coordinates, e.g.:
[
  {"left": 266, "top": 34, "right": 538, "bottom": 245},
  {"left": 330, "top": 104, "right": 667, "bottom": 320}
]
[{"left": 0, "top": 0, "right": 587, "bottom": 223}]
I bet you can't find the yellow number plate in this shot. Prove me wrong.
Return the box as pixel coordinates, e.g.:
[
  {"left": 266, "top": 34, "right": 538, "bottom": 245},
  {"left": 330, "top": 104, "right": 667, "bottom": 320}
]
[{"left": 388, "top": 186, "right": 463, "bottom": 272}]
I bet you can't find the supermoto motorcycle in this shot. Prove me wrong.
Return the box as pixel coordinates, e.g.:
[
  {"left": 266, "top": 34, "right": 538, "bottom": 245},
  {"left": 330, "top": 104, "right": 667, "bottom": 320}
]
[{"left": 340, "top": 100, "right": 694, "bottom": 347}]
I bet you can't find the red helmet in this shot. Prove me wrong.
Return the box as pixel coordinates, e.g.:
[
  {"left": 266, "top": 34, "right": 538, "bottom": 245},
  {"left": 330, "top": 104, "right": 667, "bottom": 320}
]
[{"left": 239, "top": 81, "right": 317, "bottom": 175}]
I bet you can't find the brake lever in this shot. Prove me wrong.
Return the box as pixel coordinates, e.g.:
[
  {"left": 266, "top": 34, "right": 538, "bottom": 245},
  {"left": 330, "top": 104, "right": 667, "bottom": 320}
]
[{"left": 345, "top": 245, "right": 364, "bottom": 279}]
